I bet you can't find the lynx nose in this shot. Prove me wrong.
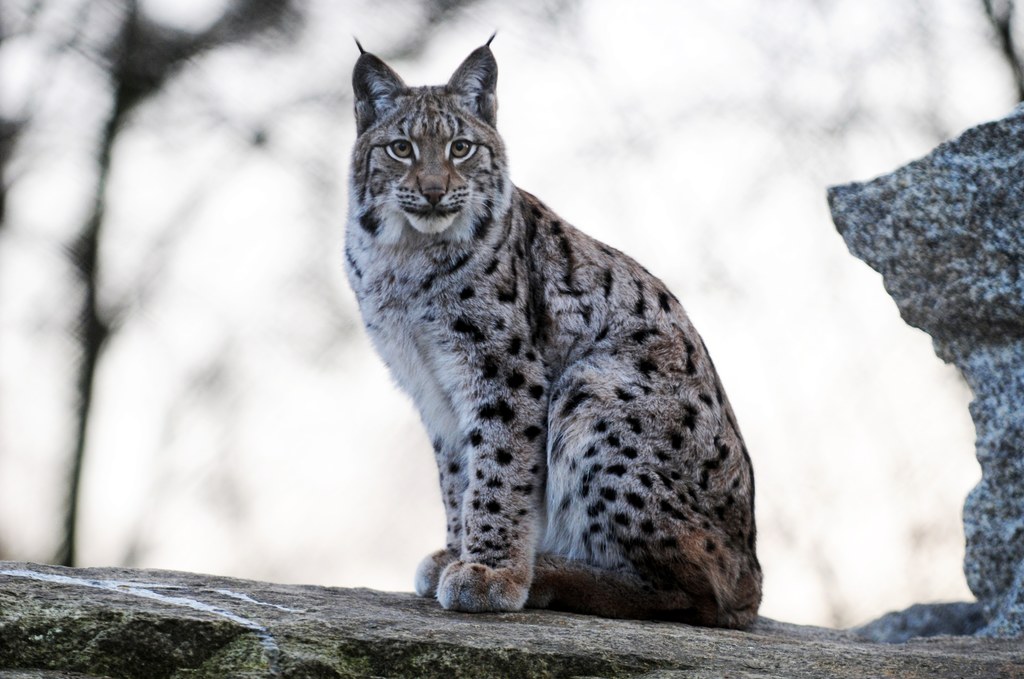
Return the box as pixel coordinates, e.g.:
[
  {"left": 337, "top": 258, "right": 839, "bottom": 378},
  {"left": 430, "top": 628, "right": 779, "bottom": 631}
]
[{"left": 419, "top": 175, "right": 447, "bottom": 206}]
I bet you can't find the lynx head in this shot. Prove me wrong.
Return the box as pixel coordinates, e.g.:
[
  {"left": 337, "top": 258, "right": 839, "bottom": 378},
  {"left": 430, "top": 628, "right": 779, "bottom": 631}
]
[{"left": 349, "top": 39, "right": 511, "bottom": 244}]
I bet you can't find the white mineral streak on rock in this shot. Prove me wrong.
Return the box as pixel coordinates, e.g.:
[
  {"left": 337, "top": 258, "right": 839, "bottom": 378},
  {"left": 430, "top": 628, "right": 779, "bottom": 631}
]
[{"left": 0, "top": 568, "right": 283, "bottom": 674}]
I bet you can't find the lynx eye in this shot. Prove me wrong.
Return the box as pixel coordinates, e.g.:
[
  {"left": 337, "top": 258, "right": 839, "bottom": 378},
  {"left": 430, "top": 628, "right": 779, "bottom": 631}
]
[
  {"left": 450, "top": 139, "right": 475, "bottom": 159},
  {"left": 387, "top": 140, "right": 413, "bottom": 160}
]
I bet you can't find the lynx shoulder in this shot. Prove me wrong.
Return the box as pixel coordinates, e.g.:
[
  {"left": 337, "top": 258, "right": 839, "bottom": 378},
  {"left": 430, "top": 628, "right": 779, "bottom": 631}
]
[{"left": 344, "top": 39, "right": 761, "bottom": 628}]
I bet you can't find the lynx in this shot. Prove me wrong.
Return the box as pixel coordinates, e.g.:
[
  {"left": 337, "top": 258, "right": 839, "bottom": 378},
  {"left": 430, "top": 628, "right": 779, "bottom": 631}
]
[{"left": 344, "top": 38, "right": 762, "bottom": 628}]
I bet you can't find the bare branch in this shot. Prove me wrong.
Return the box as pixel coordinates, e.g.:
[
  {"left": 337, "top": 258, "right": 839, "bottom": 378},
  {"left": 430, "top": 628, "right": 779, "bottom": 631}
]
[{"left": 982, "top": 0, "right": 1024, "bottom": 101}]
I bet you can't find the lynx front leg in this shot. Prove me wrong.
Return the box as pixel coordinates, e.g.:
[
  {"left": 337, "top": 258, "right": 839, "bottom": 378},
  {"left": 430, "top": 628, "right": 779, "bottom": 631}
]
[
  {"left": 436, "top": 344, "right": 549, "bottom": 613},
  {"left": 415, "top": 436, "right": 468, "bottom": 598}
]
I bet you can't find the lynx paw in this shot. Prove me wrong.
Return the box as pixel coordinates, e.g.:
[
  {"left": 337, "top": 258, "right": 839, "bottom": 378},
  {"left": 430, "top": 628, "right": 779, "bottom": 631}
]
[
  {"left": 436, "top": 560, "right": 530, "bottom": 613},
  {"left": 414, "top": 549, "right": 459, "bottom": 598}
]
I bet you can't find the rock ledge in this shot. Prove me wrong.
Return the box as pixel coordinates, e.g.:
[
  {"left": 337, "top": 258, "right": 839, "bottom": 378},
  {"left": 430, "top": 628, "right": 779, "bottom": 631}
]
[{"left": 1, "top": 562, "right": 1022, "bottom": 678}]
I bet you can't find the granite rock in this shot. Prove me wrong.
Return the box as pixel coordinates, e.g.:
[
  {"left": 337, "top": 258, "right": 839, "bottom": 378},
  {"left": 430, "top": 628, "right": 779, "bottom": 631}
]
[
  {"left": 828, "top": 103, "right": 1024, "bottom": 638},
  {"left": 853, "top": 601, "right": 988, "bottom": 643},
  {"left": 1, "top": 562, "right": 1023, "bottom": 678}
]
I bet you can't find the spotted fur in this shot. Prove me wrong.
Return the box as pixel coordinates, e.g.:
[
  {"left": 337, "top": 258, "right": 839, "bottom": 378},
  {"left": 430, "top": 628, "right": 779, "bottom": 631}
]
[{"left": 344, "top": 42, "right": 762, "bottom": 628}]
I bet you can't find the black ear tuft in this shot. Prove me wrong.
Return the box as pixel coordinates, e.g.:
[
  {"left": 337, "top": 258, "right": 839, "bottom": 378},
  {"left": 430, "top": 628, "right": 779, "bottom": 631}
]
[
  {"left": 352, "top": 48, "right": 406, "bottom": 134},
  {"left": 447, "top": 40, "right": 499, "bottom": 127}
]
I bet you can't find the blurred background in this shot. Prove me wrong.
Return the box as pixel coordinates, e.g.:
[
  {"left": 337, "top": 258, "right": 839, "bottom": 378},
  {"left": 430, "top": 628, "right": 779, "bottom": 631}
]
[{"left": 1, "top": 0, "right": 1021, "bottom": 628}]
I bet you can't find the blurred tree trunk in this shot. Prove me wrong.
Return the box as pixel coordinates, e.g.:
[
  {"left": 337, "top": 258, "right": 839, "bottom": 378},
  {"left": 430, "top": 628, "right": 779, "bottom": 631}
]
[
  {"left": 0, "top": 10, "right": 20, "bottom": 229},
  {"left": 55, "top": 0, "right": 302, "bottom": 567},
  {"left": 983, "top": 0, "right": 1024, "bottom": 101}
]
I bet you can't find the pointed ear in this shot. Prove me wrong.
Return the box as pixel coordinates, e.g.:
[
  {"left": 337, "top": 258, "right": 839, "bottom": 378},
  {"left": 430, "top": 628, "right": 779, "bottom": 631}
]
[
  {"left": 352, "top": 49, "right": 407, "bottom": 135},
  {"left": 447, "top": 41, "right": 498, "bottom": 127}
]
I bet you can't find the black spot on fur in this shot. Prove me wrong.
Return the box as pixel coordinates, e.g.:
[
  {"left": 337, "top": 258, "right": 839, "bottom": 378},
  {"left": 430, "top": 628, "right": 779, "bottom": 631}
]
[
  {"left": 557, "top": 235, "right": 583, "bottom": 295},
  {"left": 469, "top": 430, "right": 482, "bottom": 446},
  {"left": 638, "top": 358, "right": 658, "bottom": 376},
  {"left": 661, "top": 536, "right": 679, "bottom": 549},
  {"left": 523, "top": 425, "right": 542, "bottom": 440},
  {"left": 587, "top": 501, "right": 606, "bottom": 517},
  {"left": 580, "top": 305, "right": 592, "bottom": 325},
  {"left": 359, "top": 211, "right": 380, "bottom": 236},
  {"left": 603, "top": 269, "right": 614, "bottom": 298},
  {"left": 615, "top": 388, "right": 635, "bottom": 402},
  {"left": 595, "top": 420, "right": 608, "bottom": 433},
  {"left": 472, "top": 211, "right": 493, "bottom": 240},
  {"left": 497, "top": 277, "right": 517, "bottom": 303},
  {"left": 626, "top": 417, "right": 642, "bottom": 434},
  {"left": 584, "top": 445, "right": 598, "bottom": 458},
  {"left": 640, "top": 519, "right": 655, "bottom": 534},
  {"left": 658, "top": 291, "right": 671, "bottom": 312},
  {"left": 448, "top": 462, "right": 460, "bottom": 474},
  {"left": 479, "top": 400, "right": 515, "bottom": 423},
  {"left": 345, "top": 249, "right": 363, "bottom": 279},
  {"left": 460, "top": 286, "right": 475, "bottom": 300},
  {"left": 605, "top": 464, "right": 627, "bottom": 476},
  {"left": 484, "top": 258, "right": 500, "bottom": 275},
  {"left": 632, "top": 328, "right": 660, "bottom": 344},
  {"left": 595, "top": 326, "right": 609, "bottom": 342},
  {"left": 508, "top": 336, "right": 522, "bottom": 356},
  {"left": 600, "top": 487, "right": 617, "bottom": 502},
  {"left": 507, "top": 371, "right": 525, "bottom": 389},
  {"left": 495, "top": 449, "right": 513, "bottom": 465},
  {"left": 638, "top": 473, "right": 653, "bottom": 488},
  {"left": 482, "top": 358, "right": 499, "bottom": 379},
  {"left": 682, "top": 405, "right": 698, "bottom": 430},
  {"left": 606, "top": 434, "right": 620, "bottom": 447},
  {"left": 620, "top": 446, "right": 638, "bottom": 459},
  {"left": 625, "top": 492, "right": 644, "bottom": 509},
  {"left": 716, "top": 436, "right": 733, "bottom": 462},
  {"left": 453, "top": 318, "right": 485, "bottom": 342},
  {"left": 613, "top": 512, "right": 630, "bottom": 526},
  {"left": 704, "top": 539, "right": 717, "bottom": 553},
  {"left": 487, "top": 477, "right": 503, "bottom": 488},
  {"left": 561, "top": 390, "right": 592, "bottom": 416},
  {"left": 670, "top": 432, "right": 683, "bottom": 450},
  {"left": 485, "top": 500, "right": 502, "bottom": 513},
  {"left": 528, "top": 384, "right": 544, "bottom": 399},
  {"left": 633, "top": 280, "right": 647, "bottom": 317}
]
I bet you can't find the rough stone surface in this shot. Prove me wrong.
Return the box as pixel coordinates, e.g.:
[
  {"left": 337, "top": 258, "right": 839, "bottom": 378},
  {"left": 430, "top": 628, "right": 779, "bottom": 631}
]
[
  {"left": 853, "top": 602, "right": 988, "bottom": 643},
  {"left": 1, "top": 562, "right": 1023, "bottom": 678},
  {"left": 828, "top": 103, "right": 1024, "bottom": 639}
]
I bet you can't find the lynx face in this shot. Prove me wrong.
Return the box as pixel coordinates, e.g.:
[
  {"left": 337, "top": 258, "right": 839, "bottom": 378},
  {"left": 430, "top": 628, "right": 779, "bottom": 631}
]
[{"left": 350, "top": 45, "right": 511, "bottom": 244}]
